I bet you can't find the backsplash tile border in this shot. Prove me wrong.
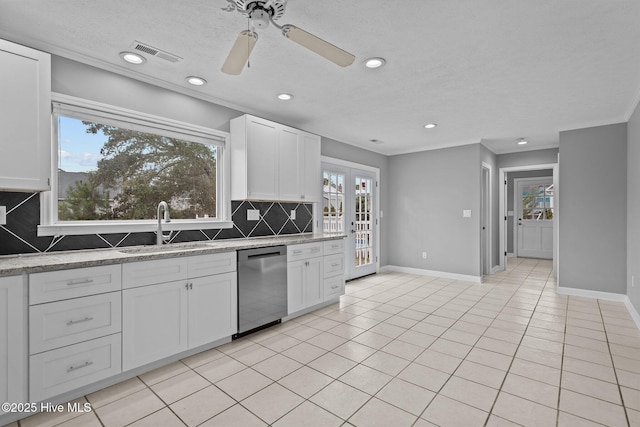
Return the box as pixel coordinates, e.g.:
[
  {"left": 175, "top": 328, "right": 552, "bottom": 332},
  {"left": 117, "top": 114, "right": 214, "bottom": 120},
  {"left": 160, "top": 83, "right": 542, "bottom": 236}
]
[{"left": 0, "top": 192, "right": 314, "bottom": 256}]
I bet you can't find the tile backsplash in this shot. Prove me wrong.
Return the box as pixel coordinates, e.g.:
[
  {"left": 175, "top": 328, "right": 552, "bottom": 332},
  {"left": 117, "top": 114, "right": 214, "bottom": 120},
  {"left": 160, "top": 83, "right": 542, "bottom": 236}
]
[{"left": 0, "top": 192, "right": 313, "bottom": 256}]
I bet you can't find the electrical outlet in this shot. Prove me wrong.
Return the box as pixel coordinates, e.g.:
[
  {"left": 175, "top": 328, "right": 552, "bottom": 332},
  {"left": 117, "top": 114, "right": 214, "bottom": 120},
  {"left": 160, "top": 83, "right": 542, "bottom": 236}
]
[
  {"left": 290, "top": 210, "right": 296, "bottom": 220},
  {"left": 0, "top": 206, "right": 6, "bottom": 225},
  {"left": 247, "top": 209, "right": 260, "bottom": 221},
  {"left": 422, "top": 252, "right": 427, "bottom": 259}
]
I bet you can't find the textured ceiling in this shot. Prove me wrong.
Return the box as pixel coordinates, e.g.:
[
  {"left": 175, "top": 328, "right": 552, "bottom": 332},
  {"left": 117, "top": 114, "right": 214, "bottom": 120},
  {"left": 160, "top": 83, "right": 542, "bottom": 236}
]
[{"left": 1, "top": 0, "right": 639, "bottom": 155}]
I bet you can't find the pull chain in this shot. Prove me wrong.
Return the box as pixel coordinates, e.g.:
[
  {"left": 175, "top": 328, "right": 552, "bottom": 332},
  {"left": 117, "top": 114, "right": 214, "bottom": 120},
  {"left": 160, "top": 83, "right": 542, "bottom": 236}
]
[{"left": 247, "top": 17, "right": 251, "bottom": 69}]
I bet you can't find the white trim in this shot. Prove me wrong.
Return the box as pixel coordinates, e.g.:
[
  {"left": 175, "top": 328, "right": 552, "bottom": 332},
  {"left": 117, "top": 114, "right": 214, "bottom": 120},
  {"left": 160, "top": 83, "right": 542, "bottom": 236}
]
[
  {"left": 381, "top": 265, "right": 482, "bottom": 284},
  {"left": 490, "top": 266, "right": 501, "bottom": 274},
  {"left": 624, "top": 298, "right": 640, "bottom": 330},
  {"left": 481, "top": 162, "right": 493, "bottom": 275},
  {"left": 498, "top": 163, "right": 559, "bottom": 278},
  {"left": 320, "top": 156, "right": 381, "bottom": 278},
  {"left": 507, "top": 252, "right": 516, "bottom": 258},
  {"left": 557, "top": 287, "right": 640, "bottom": 330}
]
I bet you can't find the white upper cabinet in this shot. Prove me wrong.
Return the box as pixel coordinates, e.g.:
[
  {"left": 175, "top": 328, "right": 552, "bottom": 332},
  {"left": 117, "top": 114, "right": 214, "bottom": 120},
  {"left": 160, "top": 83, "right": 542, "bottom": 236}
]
[
  {"left": 0, "top": 39, "right": 51, "bottom": 192},
  {"left": 230, "top": 115, "right": 321, "bottom": 202}
]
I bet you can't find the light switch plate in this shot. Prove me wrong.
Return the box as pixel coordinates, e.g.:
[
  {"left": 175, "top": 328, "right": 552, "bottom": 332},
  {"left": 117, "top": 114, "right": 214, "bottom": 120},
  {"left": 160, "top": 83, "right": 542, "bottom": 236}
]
[
  {"left": 463, "top": 209, "right": 472, "bottom": 218},
  {"left": 0, "top": 206, "right": 6, "bottom": 225},
  {"left": 247, "top": 209, "right": 260, "bottom": 221},
  {"left": 290, "top": 210, "right": 296, "bottom": 220}
]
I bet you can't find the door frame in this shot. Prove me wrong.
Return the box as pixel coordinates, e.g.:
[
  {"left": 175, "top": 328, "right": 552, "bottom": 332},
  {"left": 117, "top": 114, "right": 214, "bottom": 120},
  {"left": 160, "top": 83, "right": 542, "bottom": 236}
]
[
  {"left": 513, "top": 176, "right": 553, "bottom": 258},
  {"left": 498, "top": 162, "right": 559, "bottom": 278},
  {"left": 481, "top": 162, "right": 493, "bottom": 275},
  {"left": 318, "top": 156, "right": 381, "bottom": 278}
]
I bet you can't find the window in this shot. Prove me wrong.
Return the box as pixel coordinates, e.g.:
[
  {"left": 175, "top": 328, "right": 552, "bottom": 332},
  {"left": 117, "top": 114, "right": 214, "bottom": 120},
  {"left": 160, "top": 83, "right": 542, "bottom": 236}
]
[{"left": 39, "top": 94, "right": 231, "bottom": 236}]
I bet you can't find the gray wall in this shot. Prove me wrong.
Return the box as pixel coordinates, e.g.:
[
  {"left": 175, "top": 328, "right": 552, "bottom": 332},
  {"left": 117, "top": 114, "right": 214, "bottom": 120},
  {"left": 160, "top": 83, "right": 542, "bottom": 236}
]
[
  {"left": 321, "top": 138, "right": 390, "bottom": 266},
  {"left": 559, "top": 123, "right": 627, "bottom": 294},
  {"left": 497, "top": 148, "right": 559, "bottom": 169},
  {"left": 506, "top": 170, "right": 553, "bottom": 254},
  {"left": 388, "top": 144, "right": 481, "bottom": 278},
  {"left": 628, "top": 102, "right": 640, "bottom": 312}
]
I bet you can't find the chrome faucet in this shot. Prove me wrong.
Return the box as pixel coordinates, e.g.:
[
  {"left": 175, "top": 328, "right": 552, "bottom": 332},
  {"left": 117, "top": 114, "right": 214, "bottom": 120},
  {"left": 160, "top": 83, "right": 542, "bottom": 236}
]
[{"left": 156, "top": 201, "right": 172, "bottom": 245}]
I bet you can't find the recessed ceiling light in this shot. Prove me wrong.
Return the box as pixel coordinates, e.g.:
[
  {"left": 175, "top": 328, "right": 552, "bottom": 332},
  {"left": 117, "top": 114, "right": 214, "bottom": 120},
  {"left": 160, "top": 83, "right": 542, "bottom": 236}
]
[
  {"left": 369, "top": 139, "right": 384, "bottom": 144},
  {"left": 424, "top": 123, "right": 438, "bottom": 129},
  {"left": 119, "top": 51, "right": 146, "bottom": 64},
  {"left": 364, "top": 57, "right": 386, "bottom": 69},
  {"left": 517, "top": 138, "right": 528, "bottom": 145},
  {"left": 277, "top": 93, "right": 293, "bottom": 100},
  {"left": 186, "top": 76, "right": 207, "bottom": 86}
]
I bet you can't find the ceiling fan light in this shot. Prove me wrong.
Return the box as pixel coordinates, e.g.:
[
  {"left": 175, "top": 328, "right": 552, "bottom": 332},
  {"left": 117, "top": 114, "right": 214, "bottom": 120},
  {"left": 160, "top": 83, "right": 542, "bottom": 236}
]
[
  {"left": 424, "top": 123, "right": 437, "bottom": 129},
  {"left": 364, "top": 57, "right": 385, "bottom": 68},
  {"left": 282, "top": 25, "right": 355, "bottom": 67},
  {"left": 517, "top": 138, "right": 528, "bottom": 145},
  {"left": 120, "top": 51, "right": 145, "bottom": 64},
  {"left": 186, "top": 76, "right": 207, "bottom": 86},
  {"left": 221, "top": 30, "right": 258, "bottom": 75}
]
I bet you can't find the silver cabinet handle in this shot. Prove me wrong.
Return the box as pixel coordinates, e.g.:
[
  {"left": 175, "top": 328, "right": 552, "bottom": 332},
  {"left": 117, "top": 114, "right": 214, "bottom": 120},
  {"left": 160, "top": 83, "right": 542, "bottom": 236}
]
[
  {"left": 293, "top": 250, "right": 303, "bottom": 254},
  {"left": 311, "top": 247, "right": 320, "bottom": 252},
  {"left": 67, "top": 361, "right": 93, "bottom": 372},
  {"left": 185, "top": 283, "right": 193, "bottom": 290},
  {"left": 66, "top": 278, "right": 94, "bottom": 286},
  {"left": 331, "top": 285, "right": 339, "bottom": 289},
  {"left": 66, "top": 316, "right": 94, "bottom": 326},
  {"left": 331, "top": 263, "right": 339, "bottom": 267}
]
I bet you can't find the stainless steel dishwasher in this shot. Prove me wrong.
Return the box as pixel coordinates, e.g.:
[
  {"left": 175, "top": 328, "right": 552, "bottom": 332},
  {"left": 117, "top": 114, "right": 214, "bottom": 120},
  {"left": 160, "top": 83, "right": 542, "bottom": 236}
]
[{"left": 234, "top": 246, "right": 287, "bottom": 338}]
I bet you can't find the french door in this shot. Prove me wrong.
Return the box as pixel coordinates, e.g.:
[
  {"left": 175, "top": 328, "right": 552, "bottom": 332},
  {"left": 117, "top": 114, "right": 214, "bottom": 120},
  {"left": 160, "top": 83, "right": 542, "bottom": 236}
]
[{"left": 322, "top": 163, "right": 377, "bottom": 280}]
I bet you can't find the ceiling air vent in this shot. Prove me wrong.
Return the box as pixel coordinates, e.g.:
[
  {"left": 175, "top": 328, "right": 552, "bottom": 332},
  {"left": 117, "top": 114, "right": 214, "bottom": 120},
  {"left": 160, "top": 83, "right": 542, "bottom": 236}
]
[{"left": 130, "top": 41, "right": 182, "bottom": 63}]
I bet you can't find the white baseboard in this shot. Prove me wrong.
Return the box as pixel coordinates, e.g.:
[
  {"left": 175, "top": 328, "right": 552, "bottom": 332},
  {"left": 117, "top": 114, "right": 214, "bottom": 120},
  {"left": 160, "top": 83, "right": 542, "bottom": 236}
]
[
  {"left": 490, "top": 265, "right": 501, "bottom": 274},
  {"left": 557, "top": 286, "right": 640, "bottom": 330},
  {"left": 507, "top": 253, "right": 516, "bottom": 258},
  {"left": 380, "top": 265, "right": 482, "bottom": 284},
  {"left": 624, "top": 298, "right": 640, "bottom": 330}
]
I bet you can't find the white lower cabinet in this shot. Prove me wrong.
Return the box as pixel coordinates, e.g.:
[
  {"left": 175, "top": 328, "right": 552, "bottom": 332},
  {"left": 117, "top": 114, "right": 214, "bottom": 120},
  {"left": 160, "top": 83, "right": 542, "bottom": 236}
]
[
  {"left": 287, "top": 240, "right": 345, "bottom": 315},
  {"left": 122, "top": 252, "right": 237, "bottom": 371},
  {"left": 0, "top": 276, "right": 26, "bottom": 417},
  {"left": 29, "top": 334, "right": 121, "bottom": 402}
]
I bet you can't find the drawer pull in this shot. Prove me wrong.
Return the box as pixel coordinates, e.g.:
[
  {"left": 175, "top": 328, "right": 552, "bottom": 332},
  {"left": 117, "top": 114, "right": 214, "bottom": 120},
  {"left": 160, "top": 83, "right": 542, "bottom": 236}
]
[
  {"left": 311, "top": 247, "right": 320, "bottom": 252},
  {"left": 66, "top": 278, "right": 94, "bottom": 286},
  {"left": 331, "top": 263, "right": 339, "bottom": 267},
  {"left": 67, "top": 361, "right": 93, "bottom": 372},
  {"left": 331, "top": 244, "right": 340, "bottom": 249},
  {"left": 66, "top": 316, "right": 94, "bottom": 326},
  {"left": 331, "top": 285, "right": 339, "bottom": 290},
  {"left": 292, "top": 250, "right": 303, "bottom": 254}
]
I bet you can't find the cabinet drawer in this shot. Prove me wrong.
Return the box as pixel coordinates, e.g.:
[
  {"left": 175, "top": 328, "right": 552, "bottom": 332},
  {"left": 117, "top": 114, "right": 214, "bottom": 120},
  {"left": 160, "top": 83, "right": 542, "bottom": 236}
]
[
  {"left": 323, "top": 253, "right": 345, "bottom": 278},
  {"left": 123, "top": 258, "right": 188, "bottom": 289},
  {"left": 324, "top": 275, "right": 344, "bottom": 300},
  {"left": 287, "top": 243, "right": 322, "bottom": 262},
  {"left": 187, "top": 252, "right": 236, "bottom": 278},
  {"left": 323, "top": 240, "right": 345, "bottom": 255},
  {"left": 30, "top": 292, "right": 121, "bottom": 355},
  {"left": 30, "top": 265, "right": 121, "bottom": 305},
  {"left": 30, "top": 333, "right": 121, "bottom": 402}
]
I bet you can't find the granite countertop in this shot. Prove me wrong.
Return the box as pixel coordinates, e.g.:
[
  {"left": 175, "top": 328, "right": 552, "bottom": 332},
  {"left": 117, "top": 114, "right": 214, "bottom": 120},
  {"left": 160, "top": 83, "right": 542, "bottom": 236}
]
[{"left": 0, "top": 233, "right": 346, "bottom": 276}]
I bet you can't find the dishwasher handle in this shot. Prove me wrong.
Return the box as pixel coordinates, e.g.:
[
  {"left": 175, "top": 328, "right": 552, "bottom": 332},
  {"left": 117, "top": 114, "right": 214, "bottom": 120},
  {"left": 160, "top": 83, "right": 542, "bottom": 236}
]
[{"left": 238, "top": 245, "right": 286, "bottom": 262}]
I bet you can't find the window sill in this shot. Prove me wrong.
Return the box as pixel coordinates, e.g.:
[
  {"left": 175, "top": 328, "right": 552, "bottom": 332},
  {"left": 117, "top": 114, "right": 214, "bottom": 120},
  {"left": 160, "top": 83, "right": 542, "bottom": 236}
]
[{"left": 37, "top": 220, "right": 234, "bottom": 237}]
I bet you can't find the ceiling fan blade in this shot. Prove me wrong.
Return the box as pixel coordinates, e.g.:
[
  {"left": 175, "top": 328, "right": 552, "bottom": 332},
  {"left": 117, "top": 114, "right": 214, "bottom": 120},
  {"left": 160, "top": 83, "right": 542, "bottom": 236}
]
[
  {"left": 282, "top": 25, "right": 355, "bottom": 67},
  {"left": 221, "top": 30, "right": 258, "bottom": 75}
]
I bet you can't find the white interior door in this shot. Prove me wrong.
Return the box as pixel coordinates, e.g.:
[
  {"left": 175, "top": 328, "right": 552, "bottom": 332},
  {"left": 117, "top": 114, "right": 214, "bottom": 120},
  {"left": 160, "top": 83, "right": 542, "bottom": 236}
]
[
  {"left": 515, "top": 178, "right": 554, "bottom": 259},
  {"left": 481, "top": 165, "right": 491, "bottom": 274},
  {"left": 322, "top": 163, "right": 377, "bottom": 280}
]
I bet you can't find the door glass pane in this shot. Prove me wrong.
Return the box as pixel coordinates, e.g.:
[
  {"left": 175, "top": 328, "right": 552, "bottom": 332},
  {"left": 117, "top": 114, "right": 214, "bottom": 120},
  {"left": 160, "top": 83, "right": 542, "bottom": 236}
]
[
  {"left": 355, "top": 176, "right": 373, "bottom": 268},
  {"left": 323, "top": 171, "right": 345, "bottom": 234},
  {"left": 521, "top": 183, "right": 553, "bottom": 221}
]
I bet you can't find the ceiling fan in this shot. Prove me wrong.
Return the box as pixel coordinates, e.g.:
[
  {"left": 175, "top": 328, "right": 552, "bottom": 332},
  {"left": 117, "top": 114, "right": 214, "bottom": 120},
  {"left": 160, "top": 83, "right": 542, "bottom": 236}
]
[{"left": 221, "top": 0, "right": 355, "bottom": 75}]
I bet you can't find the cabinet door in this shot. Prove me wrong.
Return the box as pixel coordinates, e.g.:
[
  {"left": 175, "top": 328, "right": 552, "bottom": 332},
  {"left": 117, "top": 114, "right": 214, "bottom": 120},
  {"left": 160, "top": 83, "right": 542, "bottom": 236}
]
[
  {"left": 0, "top": 39, "right": 51, "bottom": 192},
  {"left": 188, "top": 272, "right": 237, "bottom": 348},
  {"left": 278, "top": 128, "right": 302, "bottom": 201},
  {"left": 304, "top": 257, "right": 324, "bottom": 308},
  {"left": 301, "top": 132, "right": 321, "bottom": 202},
  {"left": 0, "top": 276, "right": 26, "bottom": 415},
  {"left": 246, "top": 118, "right": 278, "bottom": 200},
  {"left": 122, "top": 282, "right": 188, "bottom": 371},
  {"left": 287, "top": 260, "right": 305, "bottom": 315}
]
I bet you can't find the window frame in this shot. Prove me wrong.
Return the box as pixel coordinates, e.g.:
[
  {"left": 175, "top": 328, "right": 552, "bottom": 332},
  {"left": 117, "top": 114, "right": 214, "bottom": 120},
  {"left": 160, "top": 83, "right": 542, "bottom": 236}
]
[{"left": 38, "top": 93, "right": 233, "bottom": 237}]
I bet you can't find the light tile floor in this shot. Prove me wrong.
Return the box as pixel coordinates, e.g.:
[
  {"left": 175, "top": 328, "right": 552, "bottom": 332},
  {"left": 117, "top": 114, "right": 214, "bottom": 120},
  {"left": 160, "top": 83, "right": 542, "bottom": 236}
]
[{"left": 14, "top": 258, "right": 640, "bottom": 427}]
